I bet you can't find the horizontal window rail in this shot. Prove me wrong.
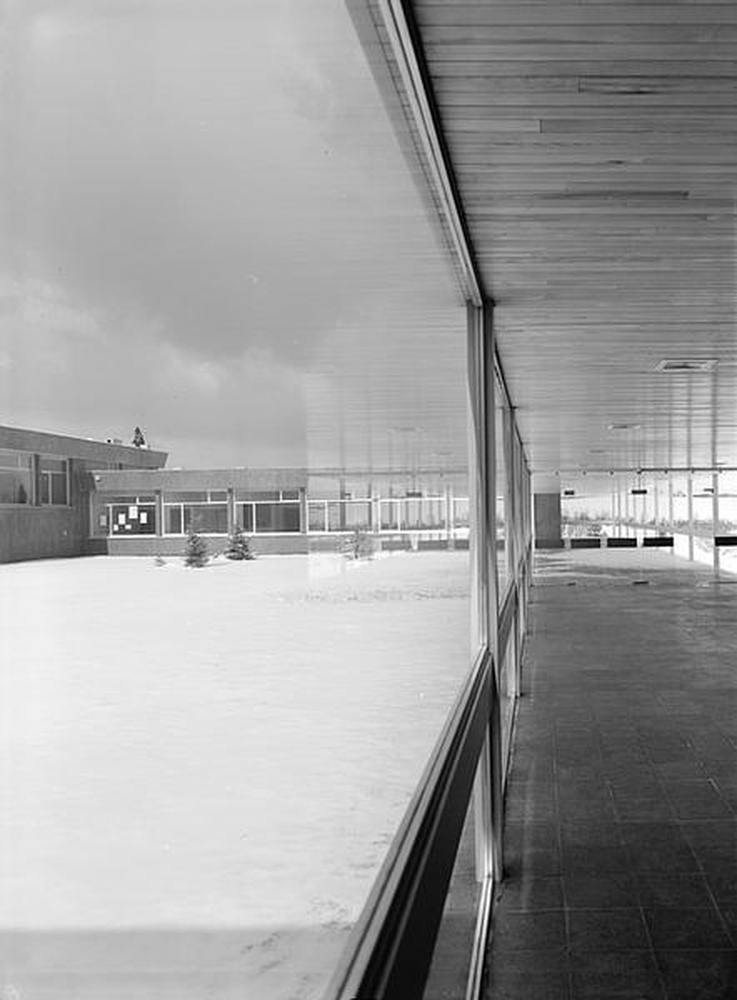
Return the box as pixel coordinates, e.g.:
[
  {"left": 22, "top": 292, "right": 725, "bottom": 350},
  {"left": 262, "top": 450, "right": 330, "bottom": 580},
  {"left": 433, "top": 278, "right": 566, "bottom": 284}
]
[{"left": 324, "top": 646, "right": 492, "bottom": 1000}]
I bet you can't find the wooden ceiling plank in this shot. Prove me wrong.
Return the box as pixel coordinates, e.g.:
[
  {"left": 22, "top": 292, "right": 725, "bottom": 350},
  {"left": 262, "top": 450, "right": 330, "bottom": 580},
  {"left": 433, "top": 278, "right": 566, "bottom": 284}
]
[
  {"left": 412, "top": 0, "right": 737, "bottom": 472},
  {"left": 417, "top": 4, "right": 737, "bottom": 27}
]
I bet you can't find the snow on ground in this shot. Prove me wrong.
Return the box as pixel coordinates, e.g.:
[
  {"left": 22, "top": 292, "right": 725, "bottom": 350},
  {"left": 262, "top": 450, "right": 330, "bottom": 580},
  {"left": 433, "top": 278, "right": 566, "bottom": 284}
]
[{"left": 0, "top": 551, "right": 471, "bottom": 999}]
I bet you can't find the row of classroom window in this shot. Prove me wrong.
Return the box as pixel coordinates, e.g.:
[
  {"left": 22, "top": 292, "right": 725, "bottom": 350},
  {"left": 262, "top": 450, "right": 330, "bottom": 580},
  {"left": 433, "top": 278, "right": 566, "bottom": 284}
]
[
  {"left": 0, "top": 450, "right": 69, "bottom": 506},
  {"left": 93, "top": 494, "right": 471, "bottom": 537}
]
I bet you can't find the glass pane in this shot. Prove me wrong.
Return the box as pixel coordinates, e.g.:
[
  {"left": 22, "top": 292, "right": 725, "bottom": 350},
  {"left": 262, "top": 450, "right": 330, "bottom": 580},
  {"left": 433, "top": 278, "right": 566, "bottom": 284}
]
[
  {"left": 495, "top": 387, "right": 508, "bottom": 593},
  {"left": 0, "top": 2, "right": 474, "bottom": 998},
  {"left": 423, "top": 755, "right": 487, "bottom": 999},
  {"left": 254, "top": 502, "right": 300, "bottom": 533},
  {"left": 308, "top": 501, "right": 327, "bottom": 532},
  {"left": 165, "top": 506, "right": 183, "bottom": 535},
  {"left": 183, "top": 504, "right": 228, "bottom": 534},
  {"left": 718, "top": 471, "right": 737, "bottom": 574},
  {"left": 98, "top": 494, "right": 140, "bottom": 504},
  {"left": 453, "top": 497, "right": 470, "bottom": 538},
  {"left": 380, "top": 500, "right": 399, "bottom": 530},
  {"left": 344, "top": 501, "right": 370, "bottom": 530},
  {"left": 237, "top": 504, "right": 254, "bottom": 533},
  {"left": 499, "top": 629, "right": 516, "bottom": 779},
  {"left": 326, "top": 501, "right": 344, "bottom": 532},
  {"left": 39, "top": 457, "right": 66, "bottom": 473},
  {"left": 235, "top": 490, "right": 280, "bottom": 502},
  {"left": 561, "top": 475, "right": 610, "bottom": 539},
  {"left": 0, "top": 449, "right": 31, "bottom": 468},
  {"left": 0, "top": 470, "right": 32, "bottom": 504},
  {"left": 163, "top": 491, "right": 208, "bottom": 503},
  {"left": 50, "top": 471, "right": 68, "bottom": 505}
]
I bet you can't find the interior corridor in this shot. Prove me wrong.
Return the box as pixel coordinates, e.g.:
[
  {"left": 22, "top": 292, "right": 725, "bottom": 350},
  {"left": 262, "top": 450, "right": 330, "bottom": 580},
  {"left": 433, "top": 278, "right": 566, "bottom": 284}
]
[{"left": 486, "top": 550, "right": 737, "bottom": 1000}]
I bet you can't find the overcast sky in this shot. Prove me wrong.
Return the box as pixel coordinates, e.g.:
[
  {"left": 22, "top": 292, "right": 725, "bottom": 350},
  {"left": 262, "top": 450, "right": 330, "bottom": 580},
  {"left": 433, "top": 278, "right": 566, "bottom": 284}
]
[{"left": 0, "top": 0, "right": 466, "bottom": 469}]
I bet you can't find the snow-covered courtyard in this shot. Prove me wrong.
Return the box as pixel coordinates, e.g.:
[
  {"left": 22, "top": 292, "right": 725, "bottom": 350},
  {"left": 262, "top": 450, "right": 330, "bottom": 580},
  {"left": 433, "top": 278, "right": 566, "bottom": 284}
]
[{"left": 0, "top": 551, "right": 471, "bottom": 999}]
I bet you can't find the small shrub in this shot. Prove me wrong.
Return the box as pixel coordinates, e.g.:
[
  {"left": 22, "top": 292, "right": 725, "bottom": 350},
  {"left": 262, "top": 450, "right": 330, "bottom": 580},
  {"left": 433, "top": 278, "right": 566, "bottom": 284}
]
[
  {"left": 154, "top": 554, "right": 166, "bottom": 567},
  {"left": 343, "top": 527, "right": 373, "bottom": 561},
  {"left": 184, "top": 530, "right": 209, "bottom": 568},
  {"left": 224, "top": 524, "right": 255, "bottom": 561}
]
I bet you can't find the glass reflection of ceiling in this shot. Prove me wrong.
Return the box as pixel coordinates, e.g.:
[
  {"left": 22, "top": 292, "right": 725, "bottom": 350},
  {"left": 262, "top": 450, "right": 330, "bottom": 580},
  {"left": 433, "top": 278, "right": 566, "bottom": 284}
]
[{"left": 0, "top": 0, "right": 468, "bottom": 474}]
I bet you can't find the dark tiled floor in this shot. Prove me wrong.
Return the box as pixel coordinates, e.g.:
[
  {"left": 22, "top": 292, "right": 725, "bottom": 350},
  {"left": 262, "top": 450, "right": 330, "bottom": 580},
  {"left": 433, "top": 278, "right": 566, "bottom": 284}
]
[{"left": 484, "top": 551, "right": 737, "bottom": 1000}]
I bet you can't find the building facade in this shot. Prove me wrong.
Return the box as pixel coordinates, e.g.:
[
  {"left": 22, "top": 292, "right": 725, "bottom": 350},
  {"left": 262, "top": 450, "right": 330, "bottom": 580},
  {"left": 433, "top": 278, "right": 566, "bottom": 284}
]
[
  {"left": 0, "top": 425, "right": 167, "bottom": 564},
  {"left": 88, "top": 467, "right": 469, "bottom": 556},
  {"left": 1, "top": 425, "right": 470, "bottom": 562}
]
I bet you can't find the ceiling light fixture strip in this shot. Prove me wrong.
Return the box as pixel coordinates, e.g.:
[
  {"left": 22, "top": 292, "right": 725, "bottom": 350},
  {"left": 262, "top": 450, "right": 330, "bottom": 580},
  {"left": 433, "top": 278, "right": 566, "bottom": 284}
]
[
  {"left": 546, "top": 466, "right": 737, "bottom": 475},
  {"left": 377, "top": 0, "right": 483, "bottom": 307}
]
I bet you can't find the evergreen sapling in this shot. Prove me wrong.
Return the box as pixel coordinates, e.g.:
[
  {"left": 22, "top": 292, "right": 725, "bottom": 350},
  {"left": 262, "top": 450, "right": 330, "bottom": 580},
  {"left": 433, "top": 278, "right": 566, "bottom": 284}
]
[
  {"left": 224, "top": 523, "right": 255, "bottom": 560},
  {"left": 184, "top": 529, "right": 209, "bottom": 567}
]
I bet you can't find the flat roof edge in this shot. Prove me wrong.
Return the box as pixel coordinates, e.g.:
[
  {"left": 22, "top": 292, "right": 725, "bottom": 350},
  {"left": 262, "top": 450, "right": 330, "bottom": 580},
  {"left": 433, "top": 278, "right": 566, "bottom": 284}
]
[{"left": 0, "top": 424, "right": 168, "bottom": 467}]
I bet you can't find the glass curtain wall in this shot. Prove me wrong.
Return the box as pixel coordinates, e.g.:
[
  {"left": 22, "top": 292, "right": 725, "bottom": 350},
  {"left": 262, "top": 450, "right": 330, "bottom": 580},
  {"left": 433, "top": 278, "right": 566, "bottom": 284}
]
[{"left": 0, "top": 2, "right": 533, "bottom": 999}]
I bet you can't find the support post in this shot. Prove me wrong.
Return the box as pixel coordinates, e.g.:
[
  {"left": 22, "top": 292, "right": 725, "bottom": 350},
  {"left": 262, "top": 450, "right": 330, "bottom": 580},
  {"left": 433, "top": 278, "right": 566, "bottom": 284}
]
[
  {"left": 467, "top": 301, "right": 500, "bottom": 883},
  {"left": 713, "top": 472, "right": 720, "bottom": 575}
]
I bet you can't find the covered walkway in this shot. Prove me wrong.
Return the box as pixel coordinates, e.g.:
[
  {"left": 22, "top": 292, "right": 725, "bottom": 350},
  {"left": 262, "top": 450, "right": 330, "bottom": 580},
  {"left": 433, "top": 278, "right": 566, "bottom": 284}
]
[{"left": 487, "top": 550, "right": 737, "bottom": 999}]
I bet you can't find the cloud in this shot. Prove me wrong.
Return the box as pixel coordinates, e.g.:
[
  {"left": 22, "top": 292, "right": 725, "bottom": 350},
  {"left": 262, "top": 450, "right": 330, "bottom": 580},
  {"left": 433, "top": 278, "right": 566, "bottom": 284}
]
[
  {"left": 0, "top": 1, "right": 470, "bottom": 472},
  {"left": 0, "top": 274, "right": 308, "bottom": 464}
]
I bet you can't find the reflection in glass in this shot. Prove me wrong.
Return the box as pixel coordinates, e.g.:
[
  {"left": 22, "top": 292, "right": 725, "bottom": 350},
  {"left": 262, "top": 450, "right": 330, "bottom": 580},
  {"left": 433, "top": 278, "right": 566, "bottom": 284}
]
[
  {"left": 423, "top": 756, "right": 486, "bottom": 1000},
  {"left": 0, "top": 1, "right": 475, "bottom": 998}
]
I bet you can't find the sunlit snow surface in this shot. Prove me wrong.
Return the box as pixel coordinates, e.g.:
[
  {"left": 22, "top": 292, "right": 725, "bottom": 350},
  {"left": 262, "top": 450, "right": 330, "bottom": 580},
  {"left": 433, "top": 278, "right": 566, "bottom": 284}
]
[{"left": 0, "top": 551, "right": 470, "bottom": 999}]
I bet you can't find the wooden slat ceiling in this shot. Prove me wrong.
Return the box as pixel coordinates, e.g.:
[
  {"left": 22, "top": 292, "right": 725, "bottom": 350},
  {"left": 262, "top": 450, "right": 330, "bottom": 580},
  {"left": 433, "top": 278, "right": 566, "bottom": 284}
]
[{"left": 413, "top": 1, "right": 737, "bottom": 477}]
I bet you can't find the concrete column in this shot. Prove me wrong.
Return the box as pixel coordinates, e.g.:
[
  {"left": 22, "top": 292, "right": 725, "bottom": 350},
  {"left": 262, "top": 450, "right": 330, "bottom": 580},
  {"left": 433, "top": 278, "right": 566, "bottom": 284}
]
[
  {"left": 226, "top": 487, "right": 235, "bottom": 535},
  {"left": 298, "top": 487, "right": 308, "bottom": 534},
  {"left": 534, "top": 492, "right": 562, "bottom": 549},
  {"left": 155, "top": 489, "right": 164, "bottom": 538},
  {"left": 713, "top": 473, "right": 720, "bottom": 575}
]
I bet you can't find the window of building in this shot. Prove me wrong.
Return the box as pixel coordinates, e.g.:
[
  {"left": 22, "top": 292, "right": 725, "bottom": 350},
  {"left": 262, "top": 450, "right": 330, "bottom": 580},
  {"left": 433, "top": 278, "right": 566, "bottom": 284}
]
[
  {"left": 235, "top": 495, "right": 301, "bottom": 534},
  {"left": 182, "top": 503, "right": 228, "bottom": 534},
  {"left": 162, "top": 491, "right": 229, "bottom": 536},
  {"left": 39, "top": 457, "right": 70, "bottom": 506},
  {"left": 254, "top": 502, "right": 300, "bottom": 533},
  {"left": 0, "top": 449, "right": 33, "bottom": 504}
]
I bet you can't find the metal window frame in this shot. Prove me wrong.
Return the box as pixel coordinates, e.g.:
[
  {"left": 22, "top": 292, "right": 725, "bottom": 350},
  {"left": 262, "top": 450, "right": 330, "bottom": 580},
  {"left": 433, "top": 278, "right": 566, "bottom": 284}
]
[{"left": 321, "top": 3, "right": 536, "bottom": 995}]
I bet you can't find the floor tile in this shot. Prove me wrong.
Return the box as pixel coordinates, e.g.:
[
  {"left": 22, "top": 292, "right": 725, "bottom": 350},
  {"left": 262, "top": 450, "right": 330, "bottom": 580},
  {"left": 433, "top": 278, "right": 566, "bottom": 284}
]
[
  {"left": 504, "top": 843, "right": 562, "bottom": 878},
  {"left": 619, "top": 823, "right": 699, "bottom": 873},
  {"left": 559, "top": 820, "right": 623, "bottom": 848},
  {"left": 570, "top": 950, "right": 665, "bottom": 999},
  {"left": 561, "top": 843, "right": 631, "bottom": 874},
  {"left": 636, "top": 873, "right": 715, "bottom": 908},
  {"left": 563, "top": 872, "right": 639, "bottom": 909},
  {"left": 703, "top": 866, "right": 737, "bottom": 904},
  {"left": 611, "top": 796, "right": 676, "bottom": 823},
  {"left": 655, "top": 949, "right": 737, "bottom": 999},
  {"left": 662, "top": 780, "right": 734, "bottom": 820},
  {"left": 643, "top": 906, "right": 732, "bottom": 951},
  {"left": 496, "top": 876, "right": 564, "bottom": 913},
  {"left": 717, "top": 902, "right": 737, "bottom": 947},
  {"left": 486, "top": 950, "right": 571, "bottom": 1000},
  {"left": 489, "top": 910, "right": 567, "bottom": 953},
  {"left": 567, "top": 908, "right": 650, "bottom": 954}
]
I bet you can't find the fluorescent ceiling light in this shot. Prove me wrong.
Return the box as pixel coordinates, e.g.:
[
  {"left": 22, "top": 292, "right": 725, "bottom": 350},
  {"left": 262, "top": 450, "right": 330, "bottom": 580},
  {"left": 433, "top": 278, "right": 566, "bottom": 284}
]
[{"left": 656, "top": 359, "right": 718, "bottom": 372}]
